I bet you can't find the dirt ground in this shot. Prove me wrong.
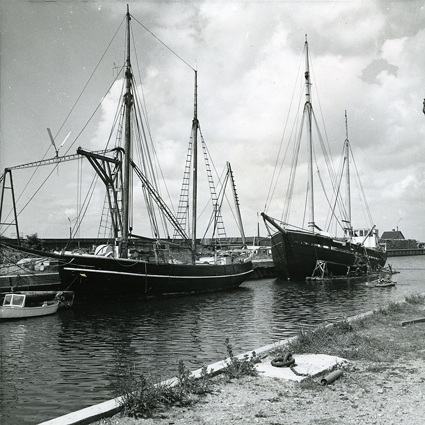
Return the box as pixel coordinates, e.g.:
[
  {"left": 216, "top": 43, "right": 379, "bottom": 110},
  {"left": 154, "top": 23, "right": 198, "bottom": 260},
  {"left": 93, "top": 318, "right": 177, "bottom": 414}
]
[{"left": 96, "top": 304, "right": 425, "bottom": 425}]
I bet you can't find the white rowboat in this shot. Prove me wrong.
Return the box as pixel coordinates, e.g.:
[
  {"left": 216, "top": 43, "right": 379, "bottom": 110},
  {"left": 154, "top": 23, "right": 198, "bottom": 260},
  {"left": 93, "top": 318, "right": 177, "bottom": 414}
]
[{"left": 0, "top": 293, "right": 59, "bottom": 319}]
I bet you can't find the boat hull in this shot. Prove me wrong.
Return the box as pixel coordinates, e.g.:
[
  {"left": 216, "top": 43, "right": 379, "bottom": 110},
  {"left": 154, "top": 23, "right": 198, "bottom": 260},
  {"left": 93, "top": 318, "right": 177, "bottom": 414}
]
[
  {"left": 58, "top": 254, "right": 253, "bottom": 303},
  {"left": 270, "top": 229, "right": 387, "bottom": 281},
  {"left": 0, "top": 272, "right": 60, "bottom": 291},
  {"left": 0, "top": 290, "right": 74, "bottom": 308},
  {"left": 0, "top": 301, "right": 59, "bottom": 319}
]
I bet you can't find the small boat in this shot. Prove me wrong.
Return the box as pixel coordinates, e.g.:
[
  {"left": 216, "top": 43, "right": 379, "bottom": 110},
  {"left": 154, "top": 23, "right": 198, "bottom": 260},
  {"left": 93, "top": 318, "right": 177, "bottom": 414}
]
[
  {"left": 0, "top": 290, "right": 75, "bottom": 308},
  {"left": 0, "top": 292, "right": 61, "bottom": 320},
  {"left": 365, "top": 278, "right": 396, "bottom": 288}
]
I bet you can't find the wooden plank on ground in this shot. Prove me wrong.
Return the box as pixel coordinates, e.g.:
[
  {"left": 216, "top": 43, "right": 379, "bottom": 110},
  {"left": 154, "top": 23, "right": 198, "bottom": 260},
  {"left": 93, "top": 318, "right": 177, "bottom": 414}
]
[{"left": 401, "top": 317, "right": 425, "bottom": 326}]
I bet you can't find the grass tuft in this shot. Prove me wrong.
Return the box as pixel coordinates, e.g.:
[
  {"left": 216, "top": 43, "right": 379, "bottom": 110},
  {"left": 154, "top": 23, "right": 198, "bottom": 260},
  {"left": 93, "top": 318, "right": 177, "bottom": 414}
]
[
  {"left": 274, "top": 318, "right": 353, "bottom": 356},
  {"left": 404, "top": 292, "right": 425, "bottom": 305},
  {"left": 270, "top": 315, "right": 397, "bottom": 362},
  {"left": 374, "top": 301, "right": 405, "bottom": 315}
]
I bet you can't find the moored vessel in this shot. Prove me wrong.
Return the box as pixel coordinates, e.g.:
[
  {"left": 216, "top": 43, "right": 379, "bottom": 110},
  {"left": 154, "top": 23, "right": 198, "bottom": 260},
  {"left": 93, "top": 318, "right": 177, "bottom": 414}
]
[
  {"left": 0, "top": 291, "right": 71, "bottom": 320},
  {"left": 1, "top": 7, "right": 252, "bottom": 303},
  {"left": 262, "top": 37, "right": 386, "bottom": 281}
]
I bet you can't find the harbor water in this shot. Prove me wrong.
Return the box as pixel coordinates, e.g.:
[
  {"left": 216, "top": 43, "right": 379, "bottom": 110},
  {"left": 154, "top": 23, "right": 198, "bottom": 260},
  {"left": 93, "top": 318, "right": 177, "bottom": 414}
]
[{"left": 1, "top": 256, "right": 424, "bottom": 425}]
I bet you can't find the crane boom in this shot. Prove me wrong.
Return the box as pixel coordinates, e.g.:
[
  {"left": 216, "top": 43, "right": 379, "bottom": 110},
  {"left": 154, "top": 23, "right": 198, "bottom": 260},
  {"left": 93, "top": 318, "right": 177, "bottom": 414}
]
[{"left": 6, "top": 150, "right": 113, "bottom": 171}]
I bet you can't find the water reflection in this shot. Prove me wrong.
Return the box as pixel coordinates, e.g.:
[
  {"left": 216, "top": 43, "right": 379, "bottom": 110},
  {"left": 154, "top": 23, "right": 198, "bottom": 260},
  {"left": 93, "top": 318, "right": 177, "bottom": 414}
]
[{"left": 1, "top": 256, "right": 424, "bottom": 425}]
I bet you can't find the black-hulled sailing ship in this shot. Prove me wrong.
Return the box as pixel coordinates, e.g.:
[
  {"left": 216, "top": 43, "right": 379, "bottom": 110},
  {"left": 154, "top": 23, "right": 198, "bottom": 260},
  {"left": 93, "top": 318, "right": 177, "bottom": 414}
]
[
  {"left": 262, "top": 37, "right": 386, "bottom": 281},
  {"left": 1, "top": 8, "right": 252, "bottom": 302}
]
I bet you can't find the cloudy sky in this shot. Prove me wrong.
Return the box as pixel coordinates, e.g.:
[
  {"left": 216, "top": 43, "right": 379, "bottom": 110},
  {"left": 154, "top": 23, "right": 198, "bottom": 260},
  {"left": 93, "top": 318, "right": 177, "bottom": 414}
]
[{"left": 1, "top": 0, "right": 424, "bottom": 243}]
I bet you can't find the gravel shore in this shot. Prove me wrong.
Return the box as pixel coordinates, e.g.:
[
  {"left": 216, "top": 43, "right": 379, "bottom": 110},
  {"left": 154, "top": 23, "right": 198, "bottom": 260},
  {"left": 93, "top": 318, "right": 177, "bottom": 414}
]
[{"left": 95, "top": 299, "right": 425, "bottom": 425}]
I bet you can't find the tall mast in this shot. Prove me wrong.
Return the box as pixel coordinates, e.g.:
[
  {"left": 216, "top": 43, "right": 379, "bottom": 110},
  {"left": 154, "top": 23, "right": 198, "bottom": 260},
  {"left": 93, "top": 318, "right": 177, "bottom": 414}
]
[
  {"left": 304, "top": 35, "right": 315, "bottom": 233},
  {"left": 227, "top": 162, "right": 246, "bottom": 245},
  {"left": 344, "top": 111, "right": 352, "bottom": 228},
  {"left": 191, "top": 70, "right": 198, "bottom": 264},
  {"left": 121, "top": 5, "right": 132, "bottom": 258}
]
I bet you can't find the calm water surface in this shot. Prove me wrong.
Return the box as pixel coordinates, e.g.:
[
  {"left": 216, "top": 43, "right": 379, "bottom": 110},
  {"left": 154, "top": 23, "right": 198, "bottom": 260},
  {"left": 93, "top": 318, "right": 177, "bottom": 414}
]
[{"left": 1, "top": 256, "right": 424, "bottom": 424}]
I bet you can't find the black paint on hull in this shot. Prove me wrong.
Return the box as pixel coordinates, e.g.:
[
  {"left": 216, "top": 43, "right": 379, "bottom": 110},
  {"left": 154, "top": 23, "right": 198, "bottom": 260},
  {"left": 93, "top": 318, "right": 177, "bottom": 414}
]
[
  {"left": 270, "top": 230, "right": 387, "bottom": 281},
  {"left": 58, "top": 254, "right": 253, "bottom": 303}
]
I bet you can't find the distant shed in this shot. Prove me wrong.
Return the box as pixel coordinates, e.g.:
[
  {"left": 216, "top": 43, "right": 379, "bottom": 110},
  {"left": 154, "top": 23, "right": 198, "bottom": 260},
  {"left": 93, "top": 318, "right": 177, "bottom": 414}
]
[
  {"left": 381, "top": 230, "right": 405, "bottom": 240},
  {"left": 380, "top": 230, "right": 420, "bottom": 250}
]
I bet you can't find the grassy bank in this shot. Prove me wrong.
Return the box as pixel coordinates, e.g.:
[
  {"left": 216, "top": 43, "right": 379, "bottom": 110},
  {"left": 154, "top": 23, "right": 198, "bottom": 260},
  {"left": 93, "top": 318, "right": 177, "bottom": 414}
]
[
  {"left": 95, "top": 293, "right": 425, "bottom": 425},
  {"left": 271, "top": 293, "right": 425, "bottom": 363}
]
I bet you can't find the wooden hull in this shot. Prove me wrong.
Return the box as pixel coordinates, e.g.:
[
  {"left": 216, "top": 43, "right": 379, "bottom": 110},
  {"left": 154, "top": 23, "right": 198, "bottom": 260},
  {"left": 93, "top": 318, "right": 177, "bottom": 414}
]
[
  {"left": 0, "top": 301, "right": 59, "bottom": 319},
  {"left": 0, "top": 272, "right": 60, "bottom": 291},
  {"left": 270, "top": 229, "right": 387, "bottom": 281},
  {"left": 249, "top": 259, "right": 277, "bottom": 280},
  {"left": 58, "top": 254, "right": 253, "bottom": 303}
]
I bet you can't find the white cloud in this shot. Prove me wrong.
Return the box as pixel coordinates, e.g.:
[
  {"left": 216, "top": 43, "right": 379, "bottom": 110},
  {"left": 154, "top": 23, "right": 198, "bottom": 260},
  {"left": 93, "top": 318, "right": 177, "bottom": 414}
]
[{"left": 2, "top": 0, "right": 425, "bottom": 241}]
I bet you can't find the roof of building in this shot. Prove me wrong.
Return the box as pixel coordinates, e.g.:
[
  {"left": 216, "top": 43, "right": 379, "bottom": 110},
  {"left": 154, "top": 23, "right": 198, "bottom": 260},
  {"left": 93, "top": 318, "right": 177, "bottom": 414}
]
[{"left": 381, "top": 230, "right": 405, "bottom": 240}]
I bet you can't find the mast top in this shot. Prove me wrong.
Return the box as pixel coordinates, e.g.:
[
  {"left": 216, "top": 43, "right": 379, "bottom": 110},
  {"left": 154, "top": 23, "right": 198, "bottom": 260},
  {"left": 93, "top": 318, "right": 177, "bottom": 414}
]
[
  {"left": 345, "top": 110, "right": 349, "bottom": 141},
  {"left": 304, "top": 35, "right": 311, "bottom": 105}
]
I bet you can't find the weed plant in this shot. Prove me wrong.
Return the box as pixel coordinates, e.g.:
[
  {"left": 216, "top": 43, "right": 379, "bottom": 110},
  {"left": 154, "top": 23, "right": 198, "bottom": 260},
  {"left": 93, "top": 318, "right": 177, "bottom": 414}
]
[
  {"left": 194, "top": 365, "right": 215, "bottom": 395},
  {"left": 222, "top": 338, "right": 259, "bottom": 379},
  {"left": 174, "top": 361, "right": 213, "bottom": 400},
  {"left": 113, "top": 367, "right": 176, "bottom": 419}
]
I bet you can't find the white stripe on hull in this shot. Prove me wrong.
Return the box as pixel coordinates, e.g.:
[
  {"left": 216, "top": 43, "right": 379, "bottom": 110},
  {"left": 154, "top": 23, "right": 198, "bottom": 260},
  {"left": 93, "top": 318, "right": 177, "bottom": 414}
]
[{"left": 63, "top": 266, "right": 253, "bottom": 279}]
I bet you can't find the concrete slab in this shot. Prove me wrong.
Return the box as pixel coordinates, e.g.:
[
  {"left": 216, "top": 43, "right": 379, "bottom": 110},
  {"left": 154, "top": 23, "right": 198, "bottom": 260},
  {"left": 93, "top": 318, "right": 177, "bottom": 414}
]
[{"left": 256, "top": 354, "right": 348, "bottom": 382}]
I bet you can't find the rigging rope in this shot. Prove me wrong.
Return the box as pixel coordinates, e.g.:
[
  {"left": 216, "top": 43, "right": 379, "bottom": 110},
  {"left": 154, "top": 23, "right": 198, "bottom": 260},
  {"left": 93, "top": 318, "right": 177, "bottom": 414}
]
[
  {"left": 264, "top": 49, "right": 305, "bottom": 214},
  {"left": 131, "top": 15, "right": 195, "bottom": 72},
  {"left": 58, "top": 17, "right": 127, "bottom": 155},
  {"left": 282, "top": 108, "right": 304, "bottom": 224},
  {"left": 350, "top": 143, "right": 374, "bottom": 225},
  {"left": 71, "top": 173, "right": 100, "bottom": 241}
]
